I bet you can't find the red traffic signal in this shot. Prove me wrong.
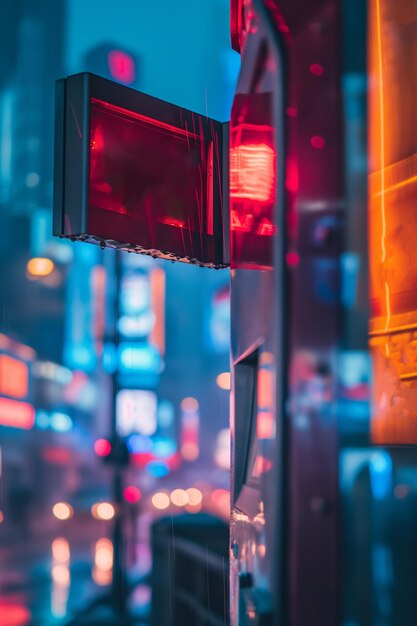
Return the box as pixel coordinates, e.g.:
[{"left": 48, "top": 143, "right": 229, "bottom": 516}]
[{"left": 123, "top": 485, "right": 141, "bottom": 504}]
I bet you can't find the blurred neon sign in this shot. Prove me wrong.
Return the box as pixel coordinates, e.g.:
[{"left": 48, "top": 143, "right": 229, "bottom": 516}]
[
  {"left": 116, "top": 389, "right": 157, "bottom": 436},
  {"left": 0, "top": 397, "right": 35, "bottom": 429},
  {"left": 0, "top": 355, "right": 28, "bottom": 399},
  {"left": 118, "top": 343, "right": 161, "bottom": 374}
]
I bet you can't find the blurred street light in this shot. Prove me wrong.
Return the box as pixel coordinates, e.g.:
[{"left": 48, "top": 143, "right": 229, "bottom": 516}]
[{"left": 27, "top": 257, "right": 54, "bottom": 277}]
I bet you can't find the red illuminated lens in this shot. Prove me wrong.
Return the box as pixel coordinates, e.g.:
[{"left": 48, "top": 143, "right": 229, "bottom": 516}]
[
  {"left": 229, "top": 94, "right": 277, "bottom": 268},
  {"left": 230, "top": 143, "right": 276, "bottom": 203}
]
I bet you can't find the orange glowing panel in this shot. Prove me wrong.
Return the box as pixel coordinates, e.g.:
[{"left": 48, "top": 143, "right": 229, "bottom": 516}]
[
  {"left": 0, "top": 397, "right": 35, "bottom": 429},
  {"left": 230, "top": 143, "right": 276, "bottom": 203},
  {"left": 0, "top": 355, "right": 28, "bottom": 399},
  {"left": 368, "top": 0, "right": 417, "bottom": 443},
  {"left": 149, "top": 268, "right": 165, "bottom": 356}
]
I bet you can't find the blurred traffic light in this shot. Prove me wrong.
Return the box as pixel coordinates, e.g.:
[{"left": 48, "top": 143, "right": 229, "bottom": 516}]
[{"left": 123, "top": 485, "right": 141, "bottom": 504}]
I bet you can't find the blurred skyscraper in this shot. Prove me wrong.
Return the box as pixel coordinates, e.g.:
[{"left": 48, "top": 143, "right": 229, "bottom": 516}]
[{"left": 0, "top": 0, "right": 66, "bottom": 361}]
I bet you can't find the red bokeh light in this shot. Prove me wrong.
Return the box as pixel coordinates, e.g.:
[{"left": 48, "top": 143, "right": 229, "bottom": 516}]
[
  {"left": 0, "top": 397, "right": 34, "bottom": 429},
  {"left": 309, "top": 63, "right": 324, "bottom": 76},
  {"left": 94, "top": 438, "right": 112, "bottom": 457},
  {"left": 286, "top": 106, "right": 297, "bottom": 117},
  {"left": 310, "top": 135, "right": 326, "bottom": 150},
  {"left": 124, "top": 485, "right": 141, "bottom": 504},
  {"left": 0, "top": 603, "right": 31, "bottom": 626},
  {"left": 108, "top": 50, "right": 135, "bottom": 85},
  {"left": 286, "top": 251, "right": 300, "bottom": 267}
]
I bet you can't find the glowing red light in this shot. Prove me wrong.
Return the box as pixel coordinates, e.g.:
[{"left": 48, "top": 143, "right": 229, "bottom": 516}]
[
  {"left": 230, "top": 209, "right": 253, "bottom": 233},
  {"left": 286, "top": 251, "right": 300, "bottom": 267},
  {"left": 256, "top": 218, "right": 276, "bottom": 236},
  {"left": 310, "top": 135, "right": 326, "bottom": 150},
  {"left": 94, "top": 438, "right": 112, "bottom": 457},
  {"left": 0, "top": 355, "right": 28, "bottom": 399},
  {"left": 42, "top": 447, "right": 71, "bottom": 465},
  {"left": 0, "top": 397, "right": 34, "bottom": 429},
  {"left": 108, "top": 50, "right": 135, "bottom": 85},
  {"left": 230, "top": 143, "right": 276, "bottom": 203},
  {"left": 124, "top": 485, "right": 141, "bottom": 504},
  {"left": 286, "top": 107, "right": 297, "bottom": 117},
  {"left": 0, "top": 603, "right": 31, "bottom": 626},
  {"left": 309, "top": 63, "right": 324, "bottom": 76}
]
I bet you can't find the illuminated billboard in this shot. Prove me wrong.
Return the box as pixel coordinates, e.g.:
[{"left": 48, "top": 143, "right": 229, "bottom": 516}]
[
  {"left": 116, "top": 389, "right": 157, "bottom": 436},
  {"left": 368, "top": 0, "right": 417, "bottom": 444},
  {"left": 53, "top": 73, "right": 228, "bottom": 267}
]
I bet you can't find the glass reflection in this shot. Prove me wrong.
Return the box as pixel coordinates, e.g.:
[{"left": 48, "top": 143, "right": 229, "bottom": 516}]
[{"left": 51, "top": 538, "right": 70, "bottom": 618}]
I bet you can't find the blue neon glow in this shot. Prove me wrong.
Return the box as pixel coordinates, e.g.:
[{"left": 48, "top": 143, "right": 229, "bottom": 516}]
[
  {"left": 146, "top": 460, "right": 170, "bottom": 478},
  {"left": 35, "top": 410, "right": 73, "bottom": 432},
  {"left": 127, "top": 434, "right": 154, "bottom": 454},
  {"left": 153, "top": 437, "right": 176, "bottom": 458},
  {"left": 36, "top": 411, "right": 50, "bottom": 429},
  {"left": 118, "top": 343, "right": 161, "bottom": 374},
  {"left": 158, "top": 400, "right": 175, "bottom": 428},
  {"left": 370, "top": 451, "right": 392, "bottom": 500},
  {"left": 50, "top": 412, "right": 73, "bottom": 432}
]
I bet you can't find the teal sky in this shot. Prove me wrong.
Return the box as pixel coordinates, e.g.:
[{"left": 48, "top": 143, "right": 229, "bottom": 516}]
[{"left": 66, "top": 0, "right": 240, "bottom": 121}]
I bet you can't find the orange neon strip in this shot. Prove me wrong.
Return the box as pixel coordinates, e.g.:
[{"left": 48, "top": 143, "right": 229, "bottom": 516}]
[{"left": 149, "top": 268, "right": 165, "bottom": 356}]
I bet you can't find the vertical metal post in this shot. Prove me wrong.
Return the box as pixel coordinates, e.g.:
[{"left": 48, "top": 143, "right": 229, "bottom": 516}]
[{"left": 110, "top": 249, "right": 127, "bottom": 616}]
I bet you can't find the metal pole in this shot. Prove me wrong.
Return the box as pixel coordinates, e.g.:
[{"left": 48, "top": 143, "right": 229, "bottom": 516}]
[{"left": 110, "top": 249, "right": 127, "bottom": 617}]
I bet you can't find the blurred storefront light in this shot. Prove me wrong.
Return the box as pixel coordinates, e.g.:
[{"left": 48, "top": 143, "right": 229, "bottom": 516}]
[
  {"left": 181, "top": 397, "right": 199, "bottom": 412},
  {"left": 51, "top": 539, "right": 70, "bottom": 620},
  {"left": 91, "top": 502, "right": 116, "bottom": 520},
  {"left": 116, "top": 389, "right": 157, "bottom": 436},
  {"left": 93, "top": 537, "right": 113, "bottom": 586},
  {"left": 0, "top": 397, "right": 35, "bottom": 429},
  {"left": 186, "top": 487, "right": 203, "bottom": 506},
  {"left": 170, "top": 489, "right": 189, "bottom": 507},
  {"left": 52, "top": 502, "right": 73, "bottom": 520},
  {"left": 216, "top": 371, "right": 231, "bottom": 390},
  {"left": 146, "top": 460, "right": 170, "bottom": 477},
  {"left": 26, "top": 257, "right": 54, "bottom": 277},
  {"left": 0, "top": 355, "right": 28, "bottom": 398},
  {"left": 52, "top": 538, "right": 70, "bottom": 562},
  {"left": 151, "top": 492, "right": 170, "bottom": 510}
]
